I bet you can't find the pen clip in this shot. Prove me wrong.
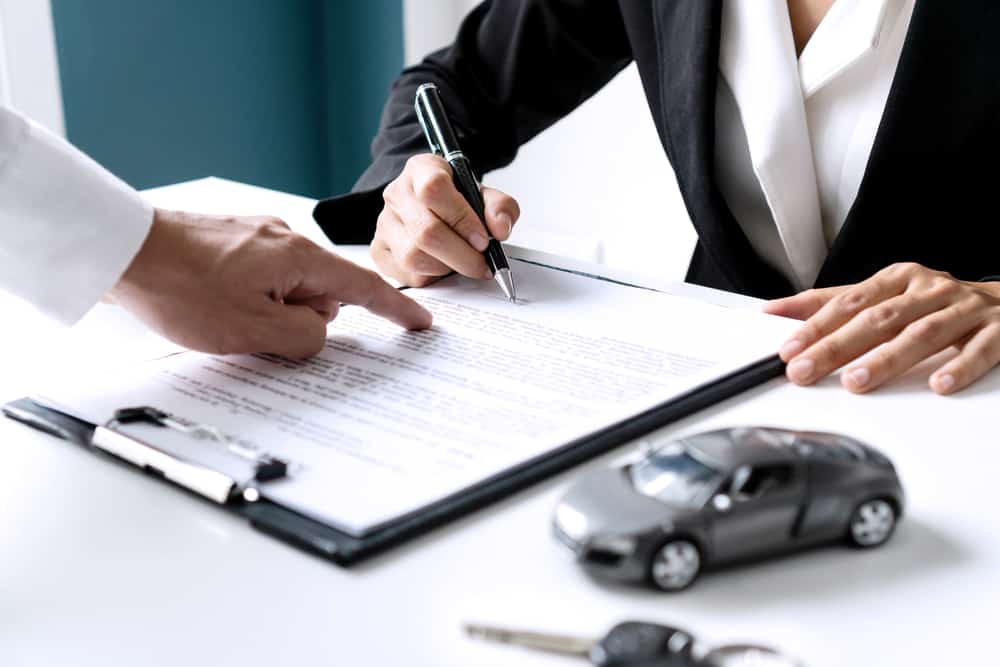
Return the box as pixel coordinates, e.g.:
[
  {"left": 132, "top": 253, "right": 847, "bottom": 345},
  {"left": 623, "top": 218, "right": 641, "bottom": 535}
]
[{"left": 415, "top": 96, "right": 444, "bottom": 157}]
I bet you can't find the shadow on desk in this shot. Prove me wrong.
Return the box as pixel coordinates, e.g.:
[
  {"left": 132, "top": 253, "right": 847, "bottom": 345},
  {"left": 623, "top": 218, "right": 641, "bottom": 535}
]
[{"left": 585, "top": 518, "right": 968, "bottom": 608}]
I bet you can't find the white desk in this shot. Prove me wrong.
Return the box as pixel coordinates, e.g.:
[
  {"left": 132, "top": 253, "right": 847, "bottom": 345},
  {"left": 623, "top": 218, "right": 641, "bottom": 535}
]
[{"left": 2, "top": 179, "right": 997, "bottom": 666}]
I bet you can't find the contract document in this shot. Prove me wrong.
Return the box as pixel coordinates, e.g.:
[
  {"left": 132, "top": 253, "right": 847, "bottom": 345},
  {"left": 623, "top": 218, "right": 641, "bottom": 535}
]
[{"left": 34, "top": 259, "right": 798, "bottom": 537}]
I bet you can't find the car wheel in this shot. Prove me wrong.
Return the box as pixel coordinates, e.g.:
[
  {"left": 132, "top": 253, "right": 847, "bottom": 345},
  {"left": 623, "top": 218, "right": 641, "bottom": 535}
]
[
  {"left": 649, "top": 539, "right": 701, "bottom": 592},
  {"left": 848, "top": 499, "right": 897, "bottom": 548}
]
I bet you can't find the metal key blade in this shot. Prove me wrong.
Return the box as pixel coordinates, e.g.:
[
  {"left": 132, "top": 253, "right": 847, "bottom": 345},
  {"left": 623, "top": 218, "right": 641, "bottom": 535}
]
[
  {"left": 464, "top": 623, "right": 593, "bottom": 658},
  {"left": 701, "top": 644, "right": 805, "bottom": 667}
]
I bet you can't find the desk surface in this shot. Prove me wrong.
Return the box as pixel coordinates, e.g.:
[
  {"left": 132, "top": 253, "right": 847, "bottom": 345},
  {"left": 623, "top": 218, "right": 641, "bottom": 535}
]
[{"left": 2, "top": 179, "right": 997, "bottom": 666}]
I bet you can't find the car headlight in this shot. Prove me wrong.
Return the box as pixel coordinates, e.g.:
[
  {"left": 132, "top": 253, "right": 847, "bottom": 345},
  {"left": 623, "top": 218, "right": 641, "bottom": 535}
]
[
  {"left": 590, "top": 535, "right": 638, "bottom": 556},
  {"left": 554, "top": 503, "right": 589, "bottom": 542}
]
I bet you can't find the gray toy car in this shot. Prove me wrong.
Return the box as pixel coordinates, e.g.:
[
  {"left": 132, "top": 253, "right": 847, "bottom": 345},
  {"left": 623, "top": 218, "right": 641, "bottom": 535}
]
[{"left": 553, "top": 427, "right": 904, "bottom": 592}]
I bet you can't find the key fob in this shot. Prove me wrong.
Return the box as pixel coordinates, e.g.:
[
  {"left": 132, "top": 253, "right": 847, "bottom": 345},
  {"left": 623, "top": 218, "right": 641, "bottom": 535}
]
[{"left": 589, "top": 622, "right": 695, "bottom": 667}]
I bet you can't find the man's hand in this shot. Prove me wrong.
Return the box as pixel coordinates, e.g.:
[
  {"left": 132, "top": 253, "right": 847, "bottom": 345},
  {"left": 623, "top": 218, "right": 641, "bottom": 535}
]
[
  {"left": 765, "top": 262, "right": 1000, "bottom": 395},
  {"left": 108, "top": 209, "right": 432, "bottom": 358},
  {"left": 371, "top": 154, "right": 521, "bottom": 287}
]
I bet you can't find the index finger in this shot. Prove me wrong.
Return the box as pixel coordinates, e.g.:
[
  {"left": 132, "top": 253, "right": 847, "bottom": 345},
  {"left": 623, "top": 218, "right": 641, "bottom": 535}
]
[
  {"left": 409, "top": 155, "right": 490, "bottom": 250},
  {"left": 316, "top": 251, "right": 433, "bottom": 330},
  {"left": 763, "top": 286, "right": 846, "bottom": 320}
]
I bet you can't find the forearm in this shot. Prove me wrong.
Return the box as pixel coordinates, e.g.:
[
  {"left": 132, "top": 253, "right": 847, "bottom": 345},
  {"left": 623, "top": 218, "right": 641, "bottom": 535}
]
[
  {"left": 314, "top": 0, "right": 632, "bottom": 244},
  {"left": 0, "top": 106, "right": 152, "bottom": 324}
]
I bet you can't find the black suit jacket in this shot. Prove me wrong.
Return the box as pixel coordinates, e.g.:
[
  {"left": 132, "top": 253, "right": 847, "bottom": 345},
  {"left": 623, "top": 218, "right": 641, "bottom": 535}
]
[{"left": 313, "top": 0, "right": 1000, "bottom": 299}]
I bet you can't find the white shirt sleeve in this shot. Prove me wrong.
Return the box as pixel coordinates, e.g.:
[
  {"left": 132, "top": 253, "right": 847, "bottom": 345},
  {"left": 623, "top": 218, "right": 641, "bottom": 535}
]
[{"left": 0, "top": 105, "right": 153, "bottom": 325}]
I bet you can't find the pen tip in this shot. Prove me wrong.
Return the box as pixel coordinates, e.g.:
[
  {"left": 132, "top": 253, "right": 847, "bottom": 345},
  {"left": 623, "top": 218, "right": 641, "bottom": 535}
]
[{"left": 495, "top": 268, "right": 517, "bottom": 303}]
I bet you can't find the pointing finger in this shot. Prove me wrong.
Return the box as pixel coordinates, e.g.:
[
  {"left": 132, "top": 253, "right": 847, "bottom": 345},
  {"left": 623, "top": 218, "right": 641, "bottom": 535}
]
[{"left": 311, "top": 251, "right": 432, "bottom": 330}]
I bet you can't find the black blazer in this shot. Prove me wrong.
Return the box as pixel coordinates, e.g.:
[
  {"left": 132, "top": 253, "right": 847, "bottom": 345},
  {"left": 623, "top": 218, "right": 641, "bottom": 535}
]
[{"left": 314, "top": 0, "right": 1000, "bottom": 299}]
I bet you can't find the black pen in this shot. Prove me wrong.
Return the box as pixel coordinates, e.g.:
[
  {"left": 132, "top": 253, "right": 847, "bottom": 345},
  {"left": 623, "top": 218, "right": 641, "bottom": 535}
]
[{"left": 414, "top": 83, "right": 517, "bottom": 302}]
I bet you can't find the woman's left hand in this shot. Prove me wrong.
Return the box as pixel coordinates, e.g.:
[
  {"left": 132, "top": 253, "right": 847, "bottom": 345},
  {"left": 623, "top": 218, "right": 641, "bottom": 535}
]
[{"left": 764, "top": 262, "right": 1000, "bottom": 395}]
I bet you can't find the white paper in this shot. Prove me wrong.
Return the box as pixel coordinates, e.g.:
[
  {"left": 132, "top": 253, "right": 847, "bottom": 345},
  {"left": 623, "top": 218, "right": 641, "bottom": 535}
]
[{"left": 34, "top": 260, "right": 798, "bottom": 536}]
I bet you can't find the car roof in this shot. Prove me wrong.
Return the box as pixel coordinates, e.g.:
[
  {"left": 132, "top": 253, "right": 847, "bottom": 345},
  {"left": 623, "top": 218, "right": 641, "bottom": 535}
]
[{"left": 681, "top": 427, "right": 804, "bottom": 470}]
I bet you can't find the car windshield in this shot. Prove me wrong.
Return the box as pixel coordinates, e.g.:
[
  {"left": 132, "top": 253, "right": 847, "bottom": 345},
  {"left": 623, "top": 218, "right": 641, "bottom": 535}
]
[{"left": 628, "top": 443, "right": 722, "bottom": 508}]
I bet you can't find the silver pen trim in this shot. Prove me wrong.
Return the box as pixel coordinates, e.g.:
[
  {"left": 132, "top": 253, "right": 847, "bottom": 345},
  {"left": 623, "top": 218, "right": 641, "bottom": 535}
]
[{"left": 494, "top": 267, "right": 517, "bottom": 302}]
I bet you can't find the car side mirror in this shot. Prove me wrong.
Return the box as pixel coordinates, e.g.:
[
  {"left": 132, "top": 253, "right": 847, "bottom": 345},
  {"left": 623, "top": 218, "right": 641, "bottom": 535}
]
[{"left": 712, "top": 494, "right": 733, "bottom": 513}]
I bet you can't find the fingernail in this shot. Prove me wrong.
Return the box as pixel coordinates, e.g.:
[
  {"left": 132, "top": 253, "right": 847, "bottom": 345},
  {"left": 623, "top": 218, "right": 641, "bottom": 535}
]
[
  {"left": 469, "top": 232, "right": 488, "bottom": 251},
  {"left": 787, "top": 358, "right": 815, "bottom": 383},
  {"left": 932, "top": 373, "right": 955, "bottom": 393},
  {"left": 482, "top": 268, "right": 494, "bottom": 280},
  {"left": 497, "top": 213, "right": 513, "bottom": 239},
  {"left": 846, "top": 367, "right": 871, "bottom": 389},
  {"left": 779, "top": 338, "right": 805, "bottom": 359}
]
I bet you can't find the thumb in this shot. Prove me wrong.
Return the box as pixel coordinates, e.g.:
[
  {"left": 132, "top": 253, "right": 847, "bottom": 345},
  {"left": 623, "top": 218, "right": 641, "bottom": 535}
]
[
  {"left": 481, "top": 187, "right": 520, "bottom": 241},
  {"left": 306, "top": 250, "right": 433, "bottom": 330}
]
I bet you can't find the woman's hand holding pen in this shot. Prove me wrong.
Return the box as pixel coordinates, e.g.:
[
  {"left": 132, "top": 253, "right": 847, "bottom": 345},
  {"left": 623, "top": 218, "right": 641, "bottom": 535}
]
[
  {"left": 766, "top": 262, "right": 1000, "bottom": 395},
  {"left": 372, "top": 154, "right": 521, "bottom": 287}
]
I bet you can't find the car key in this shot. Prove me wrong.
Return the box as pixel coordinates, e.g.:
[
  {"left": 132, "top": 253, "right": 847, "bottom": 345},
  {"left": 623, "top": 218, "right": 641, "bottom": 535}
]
[
  {"left": 464, "top": 620, "right": 696, "bottom": 666},
  {"left": 464, "top": 621, "right": 805, "bottom": 667}
]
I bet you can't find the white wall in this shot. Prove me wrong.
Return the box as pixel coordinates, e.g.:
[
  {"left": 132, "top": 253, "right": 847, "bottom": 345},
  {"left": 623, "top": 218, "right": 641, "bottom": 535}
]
[
  {"left": 402, "top": 0, "right": 696, "bottom": 281},
  {"left": 0, "top": 0, "right": 64, "bottom": 135}
]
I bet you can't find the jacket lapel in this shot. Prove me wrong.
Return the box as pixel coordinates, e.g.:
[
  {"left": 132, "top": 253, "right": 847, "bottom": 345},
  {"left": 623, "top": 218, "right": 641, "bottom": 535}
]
[
  {"left": 719, "top": 0, "right": 827, "bottom": 290},
  {"left": 653, "top": 0, "right": 794, "bottom": 297},
  {"left": 816, "top": 0, "right": 989, "bottom": 287}
]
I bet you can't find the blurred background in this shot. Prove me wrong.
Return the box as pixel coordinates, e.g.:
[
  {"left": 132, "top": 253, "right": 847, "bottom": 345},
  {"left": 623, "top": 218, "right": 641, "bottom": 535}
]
[{"left": 0, "top": 0, "right": 694, "bottom": 278}]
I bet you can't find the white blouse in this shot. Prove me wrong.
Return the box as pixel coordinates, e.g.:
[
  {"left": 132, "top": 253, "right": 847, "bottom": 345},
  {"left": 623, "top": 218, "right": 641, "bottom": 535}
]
[{"left": 715, "top": 0, "right": 916, "bottom": 290}]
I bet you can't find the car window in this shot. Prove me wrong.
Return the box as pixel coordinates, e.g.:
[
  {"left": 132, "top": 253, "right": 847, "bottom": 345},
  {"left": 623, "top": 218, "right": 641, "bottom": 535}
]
[
  {"left": 731, "top": 464, "right": 794, "bottom": 500},
  {"left": 629, "top": 444, "right": 723, "bottom": 508}
]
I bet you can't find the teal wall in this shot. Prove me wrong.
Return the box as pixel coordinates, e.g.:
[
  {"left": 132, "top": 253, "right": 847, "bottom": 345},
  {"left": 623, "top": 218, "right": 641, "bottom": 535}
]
[{"left": 50, "top": 0, "right": 404, "bottom": 198}]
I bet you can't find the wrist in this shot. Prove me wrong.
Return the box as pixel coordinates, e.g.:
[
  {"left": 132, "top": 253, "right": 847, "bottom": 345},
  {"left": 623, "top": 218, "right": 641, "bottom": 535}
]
[{"left": 108, "top": 208, "right": 177, "bottom": 302}]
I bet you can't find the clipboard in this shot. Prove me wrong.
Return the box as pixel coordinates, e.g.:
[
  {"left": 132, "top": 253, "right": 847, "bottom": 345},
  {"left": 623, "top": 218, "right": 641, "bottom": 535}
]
[
  {"left": 2, "top": 252, "right": 787, "bottom": 565},
  {"left": 1, "top": 354, "right": 784, "bottom": 566}
]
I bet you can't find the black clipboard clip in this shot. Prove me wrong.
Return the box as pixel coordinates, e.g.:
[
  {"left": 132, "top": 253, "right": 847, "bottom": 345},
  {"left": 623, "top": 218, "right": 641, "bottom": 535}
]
[{"left": 91, "top": 406, "right": 287, "bottom": 505}]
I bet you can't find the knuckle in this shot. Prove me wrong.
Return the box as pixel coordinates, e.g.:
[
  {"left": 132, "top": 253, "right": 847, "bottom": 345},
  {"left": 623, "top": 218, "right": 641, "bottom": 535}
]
[
  {"left": 865, "top": 304, "right": 898, "bottom": 330},
  {"left": 963, "top": 290, "right": 991, "bottom": 312},
  {"left": 925, "top": 278, "right": 960, "bottom": 301},
  {"left": 382, "top": 178, "right": 404, "bottom": 204},
  {"left": 796, "top": 321, "right": 821, "bottom": 345},
  {"left": 374, "top": 209, "right": 394, "bottom": 236},
  {"left": 399, "top": 245, "right": 428, "bottom": 273},
  {"left": 413, "top": 219, "right": 444, "bottom": 249},
  {"left": 251, "top": 219, "right": 274, "bottom": 236},
  {"left": 800, "top": 289, "right": 825, "bottom": 313},
  {"left": 837, "top": 288, "right": 869, "bottom": 313},
  {"left": 890, "top": 261, "right": 921, "bottom": 277},
  {"left": 406, "top": 152, "right": 444, "bottom": 171},
  {"left": 812, "top": 338, "right": 843, "bottom": 366},
  {"left": 869, "top": 348, "right": 901, "bottom": 377},
  {"left": 982, "top": 331, "right": 1000, "bottom": 361},
  {"left": 413, "top": 169, "right": 451, "bottom": 203},
  {"left": 288, "top": 233, "right": 315, "bottom": 252},
  {"left": 907, "top": 316, "right": 943, "bottom": 341}
]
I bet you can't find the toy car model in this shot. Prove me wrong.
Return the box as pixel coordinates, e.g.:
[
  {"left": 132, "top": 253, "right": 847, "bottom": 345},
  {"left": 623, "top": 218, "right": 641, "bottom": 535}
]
[{"left": 552, "top": 427, "right": 904, "bottom": 592}]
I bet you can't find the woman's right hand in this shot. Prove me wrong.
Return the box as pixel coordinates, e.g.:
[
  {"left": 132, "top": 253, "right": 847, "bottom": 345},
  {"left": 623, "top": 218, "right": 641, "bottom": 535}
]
[{"left": 371, "top": 153, "right": 521, "bottom": 287}]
